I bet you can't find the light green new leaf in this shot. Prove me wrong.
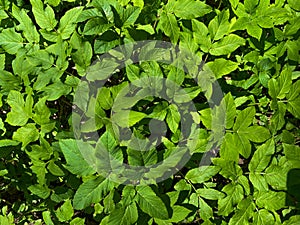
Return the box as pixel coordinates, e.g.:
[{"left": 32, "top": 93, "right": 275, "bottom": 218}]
[
  {"left": 136, "top": 186, "right": 169, "bottom": 220},
  {"left": 0, "top": 28, "right": 23, "bottom": 54},
  {"left": 253, "top": 209, "right": 275, "bottom": 225},
  {"left": 241, "top": 126, "right": 270, "bottom": 143},
  {"left": 56, "top": 199, "right": 74, "bottom": 222},
  {"left": 249, "top": 139, "right": 275, "bottom": 172},
  {"left": 199, "top": 197, "right": 213, "bottom": 221},
  {"left": 166, "top": 104, "right": 180, "bottom": 133},
  {"left": 12, "top": 124, "right": 39, "bottom": 149},
  {"left": 172, "top": 0, "right": 211, "bottom": 19},
  {"left": 207, "top": 58, "right": 239, "bottom": 79},
  {"left": 209, "top": 34, "right": 245, "bottom": 56},
  {"left": 208, "top": 9, "right": 230, "bottom": 41},
  {"left": 58, "top": 7, "right": 83, "bottom": 39},
  {"left": 220, "top": 133, "right": 240, "bottom": 162},
  {"left": 6, "top": 90, "right": 32, "bottom": 126},
  {"left": 249, "top": 173, "right": 268, "bottom": 191},
  {"left": 12, "top": 4, "right": 40, "bottom": 43},
  {"left": 73, "top": 177, "right": 114, "bottom": 210},
  {"left": 31, "top": 0, "right": 57, "bottom": 30},
  {"left": 159, "top": 12, "right": 180, "bottom": 43},
  {"left": 59, "top": 139, "right": 96, "bottom": 176},
  {"left": 33, "top": 97, "right": 51, "bottom": 125},
  {"left": 256, "top": 191, "right": 286, "bottom": 211},
  {"left": 47, "top": 0, "right": 60, "bottom": 7}
]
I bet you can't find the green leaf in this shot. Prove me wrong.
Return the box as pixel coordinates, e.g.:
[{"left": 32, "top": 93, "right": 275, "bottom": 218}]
[
  {"left": 56, "top": 199, "right": 74, "bottom": 222},
  {"left": 253, "top": 209, "right": 275, "bottom": 225},
  {"left": 199, "top": 197, "right": 213, "bottom": 221},
  {"left": 12, "top": 4, "right": 40, "bottom": 43},
  {"left": 97, "top": 87, "right": 113, "bottom": 110},
  {"left": 283, "top": 144, "right": 300, "bottom": 168},
  {"left": 166, "top": 104, "right": 180, "bottom": 133},
  {"left": 208, "top": 9, "right": 230, "bottom": 41},
  {"left": 28, "top": 184, "right": 50, "bottom": 199},
  {"left": 209, "top": 34, "right": 245, "bottom": 56},
  {"left": 12, "top": 123, "right": 39, "bottom": 149},
  {"left": 250, "top": 172, "right": 269, "bottom": 191},
  {"left": 197, "top": 188, "right": 225, "bottom": 200},
  {"left": 218, "top": 183, "right": 244, "bottom": 216},
  {"left": 86, "top": 58, "right": 119, "bottom": 81},
  {"left": 59, "top": 139, "right": 96, "bottom": 176},
  {"left": 83, "top": 18, "right": 111, "bottom": 35},
  {"left": 249, "top": 139, "right": 275, "bottom": 172},
  {"left": 172, "top": 0, "right": 211, "bottom": 19},
  {"left": 47, "top": 0, "right": 60, "bottom": 7},
  {"left": 207, "top": 58, "right": 239, "bottom": 79},
  {"left": 31, "top": 0, "right": 57, "bottom": 30},
  {"left": 0, "top": 28, "right": 23, "bottom": 54},
  {"left": 73, "top": 177, "right": 114, "bottom": 210},
  {"left": 136, "top": 186, "right": 169, "bottom": 220},
  {"left": 185, "top": 166, "right": 220, "bottom": 184},
  {"left": 228, "top": 197, "right": 255, "bottom": 225},
  {"left": 33, "top": 97, "right": 51, "bottom": 125},
  {"left": 256, "top": 191, "right": 286, "bottom": 211},
  {"left": 108, "top": 203, "right": 138, "bottom": 225},
  {"left": 6, "top": 91, "right": 32, "bottom": 126},
  {"left": 159, "top": 12, "right": 180, "bottom": 43},
  {"left": 220, "top": 133, "right": 240, "bottom": 162},
  {"left": 233, "top": 107, "right": 255, "bottom": 130},
  {"left": 94, "top": 131, "right": 124, "bottom": 178},
  {"left": 241, "top": 126, "right": 270, "bottom": 143},
  {"left": 121, "top": 6, "right": 141, "bottom": 27},
  {"left": 58, "top": 6, "right": 83, "bottom": 39}
]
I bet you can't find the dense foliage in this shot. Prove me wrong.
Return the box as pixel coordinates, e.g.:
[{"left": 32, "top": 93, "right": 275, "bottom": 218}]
[{"left": 0, "top": 0, "right": 299, "bottom": 224}]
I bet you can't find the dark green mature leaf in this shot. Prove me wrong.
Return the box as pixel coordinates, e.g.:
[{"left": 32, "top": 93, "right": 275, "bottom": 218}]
[{"left": 136, "top": 186, "right": 169, "bottom": 219}]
